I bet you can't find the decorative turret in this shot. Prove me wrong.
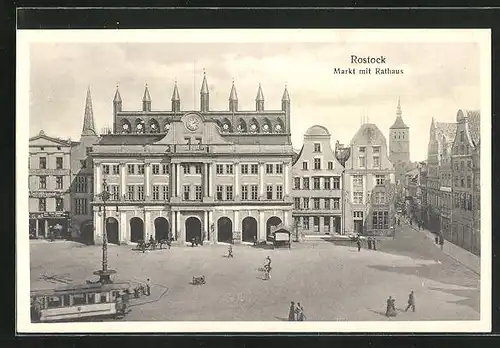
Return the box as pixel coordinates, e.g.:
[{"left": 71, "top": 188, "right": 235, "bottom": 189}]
[
  {"left": 281, "top": 84, "right": 290, "bottom": 112},
  {"left": 82, "top": 86, "right": 97, "bottom": 136},
  {"left": 390, "top": 96, "right": 408, "bottom": 129},
  {"left": 113, "top": 84, "right": 122, "bottom": 115},
  {"left": 389, "top": 97, "right": 410, "bottom": 165},
  {"left": 142, "top": 84, "right": 152, "bottom": 112},
  {"left": 255, "top": 83, "right": 264, "bottom": 112},
  {"left": 171, "top": 81, "right": 180, "bottom": 112},
  {"left": 200, "top": 71, "right": 209, "bottom": 112},
  {"left": 229, "top": 80, "right": 238, "bottom": 112}
]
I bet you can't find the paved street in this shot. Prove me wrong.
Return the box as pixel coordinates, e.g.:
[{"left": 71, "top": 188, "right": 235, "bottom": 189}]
[{"left": 29, "top": 225, "right": 480, "bottom": 321}]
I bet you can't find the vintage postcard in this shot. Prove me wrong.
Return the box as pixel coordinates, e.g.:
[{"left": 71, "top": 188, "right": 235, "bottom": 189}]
[{"left": 16, "top": 29, "right": 491, "bottom": 333}]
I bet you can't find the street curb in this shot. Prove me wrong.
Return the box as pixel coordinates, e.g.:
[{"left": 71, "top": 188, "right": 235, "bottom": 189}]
[{"left": 406, "top": 224, "right": 480, "bottom": 276}]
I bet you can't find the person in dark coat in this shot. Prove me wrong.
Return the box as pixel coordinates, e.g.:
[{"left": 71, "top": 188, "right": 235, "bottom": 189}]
[
  {"left": 405, "top": 291, "right": 415, "bottom": 312},
  {"left": 288, "top": 301, "right": 296, "bottom": 321},
  {"left": 385, "top": 296, "right": 397, "bottom": 317},
  {"left": 356, "top": 236, "right": 361, "bottom": 252},
  {"left": 372, "top": 238, "right": 377, "bottom": 251},
  {"left": 146, "top": 278, "right": 151, "bottom": 296},
  {"left": 297, "top": 302, "right": 306, "bottom": 321}
]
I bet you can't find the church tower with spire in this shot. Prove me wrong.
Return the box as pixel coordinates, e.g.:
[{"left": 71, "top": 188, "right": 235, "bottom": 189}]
[
  {"left": 255, "top": 84, "right": 264, "bottom": 112},
  {"left": 82, "top": 86, "right": 97, "bottom": 136},
  {"left": 171, "top": 81, "right": 180, "bottom": 112},
  {"left": 389, "top": 97, "right": 410, "bottom": 165},
  {"left": 142, "top": 84, "right": 152, "bottom": 112}
]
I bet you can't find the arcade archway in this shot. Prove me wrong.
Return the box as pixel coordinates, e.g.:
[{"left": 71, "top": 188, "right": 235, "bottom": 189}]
[
  {"left": 266, "top": 216, "right": 282, "bottom": 242},
  {"left": 130, "top": 217, "right": 144, "bottom": 243},
  {"left": 185, "top": 217, "right": 202, "bottom": 242},
  {"left": 106, "top": 217, "right": 119, "bottom": 244},
  {"left": 155, "top": 217, "right": 170, "bottom": 241},
  {"left": 242, "top": 217, "right": 258, "bottom": 242},
  {"left": 217, "top": 217, "right": 233, "bottom": 243}
]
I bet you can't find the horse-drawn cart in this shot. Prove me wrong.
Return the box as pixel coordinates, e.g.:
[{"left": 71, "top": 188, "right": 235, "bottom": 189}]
[{"left": 270, "top": 225, "right": 292, "bottom": 249}]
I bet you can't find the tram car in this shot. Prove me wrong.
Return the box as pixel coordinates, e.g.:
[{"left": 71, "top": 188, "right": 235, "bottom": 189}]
[{"left": 30, "top": 281, "right": 131, "bottom": 322}]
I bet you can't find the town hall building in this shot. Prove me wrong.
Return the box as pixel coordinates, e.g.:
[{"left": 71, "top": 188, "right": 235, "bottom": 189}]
[{"left": 88, "top": 74, "right": 295, "bottom": 245}]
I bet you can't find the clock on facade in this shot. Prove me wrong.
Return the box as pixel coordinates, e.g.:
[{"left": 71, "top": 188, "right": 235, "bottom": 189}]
[{"left": 185, "top": 115, "right": 200, "bottom": 131}]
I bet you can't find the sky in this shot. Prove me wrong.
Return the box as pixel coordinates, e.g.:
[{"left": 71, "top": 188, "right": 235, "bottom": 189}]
[{"left": 29, "top": 40, "right": 480, "bottom": 162}]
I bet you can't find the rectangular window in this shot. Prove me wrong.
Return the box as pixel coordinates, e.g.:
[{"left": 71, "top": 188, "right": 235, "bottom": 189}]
[
  {"left": 127, "top": 164, "right": 135, "bottom": 174},
  {"left": 303, "top": 198, "right": 309, "bottom": 209},
  {"left": 39, "top": 157, "right": 47, "bottom": 169},
  {"left": 55, "top": 176, "right": 63, "bottom": 189},
  {"left": 328, "top": 161, "right": 334, "bottom": 170},
  {"left": 303, "top": 177, "right": 310, "bottom": 190},
  {"left": 127, "top": 185, "right": 135, "bottom": 200},
  {"left": 216, "top": 185, "right": 223, "bottom": 201},
  {"left": 353, "top": 192, "right": 363, "bottom": 204},
  {"left": 39, "top": 198, "right": 46, "bottom": 211},
  {"left": 359, "top": 156, "right": 366, "bottom": 168},
  {"left": 226, "top": 164, "right": 233, "bottom": 175},
  {"left": 183, "top": 164, "right": 190, "bottom": 175},
  {"left": 195, "top": 185, "right": 202, "bottom": 200},
  {"left": 313, "top": 177, "right": 321, "bottom": 190},
  {"left": 266, "top": 185, "right": 273, "bottom": 200},
  {"left": 153, "top": 186, "right": 160, "bottom": 200},
  {"left": 75, "top": 176, "right": 87, "bottom": 193},
  {"left": 302, "top": 161, "right": 308, "bottom": 170},
  {"left": 467, "top": 176, "right": 471, "bottom": 188},
  {"left": 359, "top": 146, "right": 366, "bottom": 153},
  {"left": 137, "top": 185, "right": 144, "bottom": 200},
  {"left": 56, "top": 157, "right": 63, "bottom": 169},
  {"left": 74, "top": 198, "right": 88, "bottom": 215},
  {"left": 162, "top": 164, "right": 169, "bottom": 175},
  {"left": 333, "top": 177, "right": 340, "bottom": 189},
  {"left": 353, "top": 175, "right": 363, "bottom": 187},
  {"left": 324, "top": 217, "right": 331, "bottom": 233},
  {"left": 294, "top": 177, "right": 301, "bottom": 190},
  {"left": 102, "top": 165, "right": 110, "bottom": 175},
  {"left": 276, "top": 164, "right": 283, "bottom": 174},
  {"left": 276, "top": 185, "right": 283, "bottom": 200},
  {"left": 314, "top": 158, "right": 321, "bottom": 170},
  {"left": 183, "top": 185, "right": 190, "bottom": 201},
  {"left": 241, "top": 185, "right": 248, "bottom": 200},
  {"left": 226, "top": 185, "right": 233, "bottom": 200},
  {"left": 333, "top": 198, "right": 340, "bottom": 209},
  {"left": 373, "top": 146, "right": 380, "bottom": 154},
  {"left": 195, "top": 164, "right": 202, "bottom": 174},
  {"left": 152, "top": 164, "right": 159, "bottom": 175},
  {"left": 137, "top": 164, "right": 145, "bottom": 175},
  {"left": 251, "top": 164, "right": 259, "bottom": 175},
  {"left": 303, "top": 217, "right": 310, "bottom": 230},
  {"left": 112, "top": 164, "right": 120, "bottom": 175},
  {"left": 110, "top": 185, "right": 119, "bottom": 200},
  {"left": 313, "top": 198, "right": 320, "bottom": 209},
  {"left": 324, "top": 177, "right": 331, "bottom": 190},
  {"left": 314, "top": 143, "right": 321, "bottom": 152},
  {"left": 216, "top": 164, "right": 224, "bottom": 175},
  {"left": 376, "top": 175, "right": 385, "bottom": 185},
  {"left": 460, "top": 130, "right": 464, "bottom": 142},
  {"left": 383, "top": 211, "right": 389, "bottom": 229},
  {"left": 55, "top": 198, "right": 64, "bottom": 211},
  {"left": 39, "top": 176, "right": 47, "bottom": 189},
  {"left": 251, "top": 185, "right": 258, "bottom": 200},
  {"left": 294, "top": 198, "right": 301, "bottom": 209},
  {"left": 324, "top": 198, "right": 331, "bottom": 210},
  {"left": 266, "top": 164, "right": 273, "bottom": 174},
  {"left": 162, "top": 185, "right": 169, "bottom": 200},
  {"left": 373, "top": 156, "right": 380, "bottom": 168},
  {"left": 313, "top": 217, "right": 320, "bottom": 232},
  {"left": 461, "top": 177, "right": 465, "bottom": 187},
  {"left": 86, "top": 147, "right": 92, "bottom": 155},
  {"left": 241, "top": 164, "right": 249, "bottom": 175}
]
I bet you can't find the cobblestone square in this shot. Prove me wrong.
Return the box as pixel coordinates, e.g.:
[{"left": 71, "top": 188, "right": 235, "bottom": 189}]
[{"left": 29, "top": 224, "right": 480, "bottom": 322}]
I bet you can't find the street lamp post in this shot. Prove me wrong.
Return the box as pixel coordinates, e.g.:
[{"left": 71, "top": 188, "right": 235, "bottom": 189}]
[
  {"left": 335, "top": 143, "right": 351, "bottom": 236},
  {"left": 93, "top": 177, "right": 116, "bottom": 284}
]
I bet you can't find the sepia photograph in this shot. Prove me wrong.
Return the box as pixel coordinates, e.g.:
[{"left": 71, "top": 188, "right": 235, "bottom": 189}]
[{"left": 16, "top": 29, "right": 491, "bottom": 333}]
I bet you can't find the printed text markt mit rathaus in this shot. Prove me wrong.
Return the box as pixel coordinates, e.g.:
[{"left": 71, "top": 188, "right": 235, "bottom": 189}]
[{"left": 333, "top": 67, "right": 404, "bottom": 75}]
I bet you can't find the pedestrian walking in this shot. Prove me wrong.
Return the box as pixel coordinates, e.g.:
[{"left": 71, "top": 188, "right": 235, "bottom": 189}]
[
  {"left": 397, "top": 218, "right": 400, "bottom": 226},
  {"left": 288, "top": 301, "right": 296, "bottom": 321},
  {"left": 439, "top": 235, "right": 444, "bottom": 250},
  {"left": 146, "top": 278, "right": 151, "bottom": 296},
  {"left": 385, "top": 296, "right": 397, "bottom": 317},
  {"left": 228, "top": 245, "right": 234, "bottom": 258},
  {"left": 405, "top": 291, "right": 415, "bottom": 312},
  {"left": 356, "top": 236, "right": 361, "bottom": 252},
  {"left": 372, "top": 238, "right": 377, "bottom": 251},
  {"left": 297, "top": 302, "right": 306, "bottom": 321}
]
